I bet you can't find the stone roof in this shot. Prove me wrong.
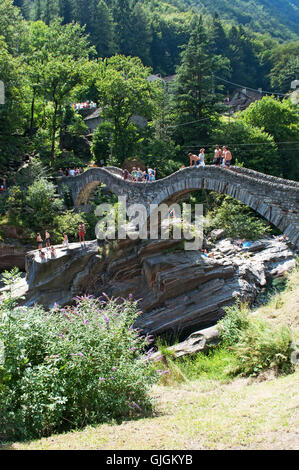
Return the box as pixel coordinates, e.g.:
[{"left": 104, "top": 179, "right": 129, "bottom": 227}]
[{"left": 83, "top": 108, "right": 102, "bottom": 121}]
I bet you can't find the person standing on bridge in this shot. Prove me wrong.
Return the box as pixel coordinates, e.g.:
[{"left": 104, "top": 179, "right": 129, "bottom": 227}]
[
  {"left": 213, "top": 145, "right": 222, "bottom": 166},
  {"left": 223, "top": 146, "right": 232, "bottom": 167},
  {"left": 45, "top": 230, "right": 51, "bottom": 249},
  {"left": 196, "top": 149, "right": 205, "bottom": 167}
]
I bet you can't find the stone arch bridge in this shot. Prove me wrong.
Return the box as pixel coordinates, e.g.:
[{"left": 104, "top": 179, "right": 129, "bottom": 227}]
[{"left": 57, "top": 166, "right": 299, "bottom": 249}]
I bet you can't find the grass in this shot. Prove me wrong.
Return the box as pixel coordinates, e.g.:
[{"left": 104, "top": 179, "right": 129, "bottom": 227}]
[
  {"left": 4, "top": 371, "right": 298, "bottom": 450},
  {"left": 251, "top": 269, "right": 299, "bottom": 334}
]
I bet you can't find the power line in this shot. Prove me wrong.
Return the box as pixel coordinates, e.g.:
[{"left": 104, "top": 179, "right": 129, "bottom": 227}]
[
  {"left": 166, "top": 116, "right": 215, "bottom": 129},
  {"left": 182, "top": 141, "right": 299, "bottom": 148},
  {"left": 213, "top": 75, "right": 288, "bottom": 97}
]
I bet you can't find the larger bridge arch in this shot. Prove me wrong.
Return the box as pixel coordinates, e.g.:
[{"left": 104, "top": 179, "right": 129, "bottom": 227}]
[{"left": 57, "top": 166, "right": 299, "bottom": 249}]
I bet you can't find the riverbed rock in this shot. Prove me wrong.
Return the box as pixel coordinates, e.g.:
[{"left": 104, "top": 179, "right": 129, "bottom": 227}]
[{"left": 19, "top": 236, "right": 297, "bottom": 336}]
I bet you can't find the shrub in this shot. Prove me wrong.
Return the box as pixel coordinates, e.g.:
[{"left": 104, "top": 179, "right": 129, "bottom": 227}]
[
  {"left": 53, "top": 210, "right": 87, "bottom": 243},
  {"left": 217, "top": 302, "right": 250, "bottom": 346},
  {"left": 218, "top": 301, "right": 295, "bottom": 377},
  {"left": 230, "top": 320, "right": 295, "bottom": 377},
  {"left": 0, "top": 285, "right": 158, "bottom": 441},
  {"left": 25, "top": 178, "right": 63, "bottom": 229},
  {"left": 208, "top": 196, "right": 270, "bottom": 240}
]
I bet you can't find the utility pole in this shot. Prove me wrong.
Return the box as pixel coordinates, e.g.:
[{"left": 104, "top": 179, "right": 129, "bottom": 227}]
[{"left": 0, "top": 81, "right": 4, "bottom": 105}]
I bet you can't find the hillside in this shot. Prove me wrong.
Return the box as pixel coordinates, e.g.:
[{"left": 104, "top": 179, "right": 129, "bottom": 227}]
[{"left": 187, "top": 0, "right": 299, "bottom": 40}]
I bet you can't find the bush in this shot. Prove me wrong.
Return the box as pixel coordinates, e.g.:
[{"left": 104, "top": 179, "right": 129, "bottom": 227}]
[
  {"left": 230, "top": 320, "right": 295, "bottom": 377},
  {"left": 218, "top": 302, "right": 295, "bottom": 377},
  {"left": 208, "top": 196, "right": 270, "bottom": 240},
  {"left": 0, "top": 288, "right": 158, "bottom": 441},
  {"left": 26, "top": 178, "right": 63, "bottom": 229},
  {"left": 217, "top": 302, "right": 250, "bottom": 346},
  {"left": 53, "top": 210, "right": 87, "bottom": 243}
]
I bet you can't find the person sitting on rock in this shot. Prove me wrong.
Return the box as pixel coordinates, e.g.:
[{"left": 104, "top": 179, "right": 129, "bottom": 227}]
[
  {"left": 39, "top": 249, "right": 47, "bottom": 263},
  {"left": 50, "top": 245, "right": 56, "bottom": 258}
]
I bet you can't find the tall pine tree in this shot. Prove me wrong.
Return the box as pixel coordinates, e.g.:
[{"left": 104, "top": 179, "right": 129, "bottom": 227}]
[{"left": 171, "top": 15, "right": 229, "bottom": 146}]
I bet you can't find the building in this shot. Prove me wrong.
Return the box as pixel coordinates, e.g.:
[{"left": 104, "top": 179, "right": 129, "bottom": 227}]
[
  {"left": 229, "top": 87, "right": 263, "bottom": 113},
  {"left": 83, "top": 108, "right": 103, "bottom": 134}
]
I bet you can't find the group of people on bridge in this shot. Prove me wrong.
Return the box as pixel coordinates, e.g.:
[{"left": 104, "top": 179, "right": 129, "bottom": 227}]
[
  {"left": 59, "top": 167, "right": 83, "bottom": 177},
  {"left": 122, "top": 166, "right": 157, "bottom": 182},
  {"left": 189, "top": 145, "right": 232, "bottom": 168}
]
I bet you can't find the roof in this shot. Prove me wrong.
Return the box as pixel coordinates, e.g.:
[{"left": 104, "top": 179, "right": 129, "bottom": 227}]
[
  {"left": 230, "top": 88, "right": 262, "bottom": 110},
  {"left": 84, "top": 108, "right": 102, "bottom": 121}
]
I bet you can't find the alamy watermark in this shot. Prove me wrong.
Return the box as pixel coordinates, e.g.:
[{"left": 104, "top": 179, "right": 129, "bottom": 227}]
[{"left": 94, "top": 196, "right": 203, "bottom": 251}]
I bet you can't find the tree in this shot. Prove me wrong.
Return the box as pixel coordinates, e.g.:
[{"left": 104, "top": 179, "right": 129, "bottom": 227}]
[
  {"left": 269, "top": 41, "right": 299, "bottom": 93},
  {"left": 95, "top": 55, "right": 160, "bottom": 164},
  {"left": 20, "top": 19, "right": 95, "bottom": 166},
  {"left": 212, "top": 119, "right": 279, "bottom": 175},
  {"left": 171, "top": 15, "right": 230, "bottom": 146},
  {"left": 241, "top": 96, "right": 299, "bottom": 180}
]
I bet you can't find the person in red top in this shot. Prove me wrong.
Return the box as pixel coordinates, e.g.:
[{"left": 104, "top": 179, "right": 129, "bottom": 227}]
[{"left": 78, "top": 222, "right": 86, "bottom": 246}]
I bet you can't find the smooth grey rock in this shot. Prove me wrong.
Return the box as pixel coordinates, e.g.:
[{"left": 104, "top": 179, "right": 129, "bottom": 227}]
[{"left": 210, "top": 229, "right": 226, "bottom": 241}]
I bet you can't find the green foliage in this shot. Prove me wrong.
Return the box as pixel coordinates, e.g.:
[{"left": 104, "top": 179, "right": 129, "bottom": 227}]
[
  {"left": 60, "top": 183, "right": 73, "bottom": 209},
  {"left": 230, "top": 319, "right": 295, "bottom": 377},
  {"left": 212, "top": 119, "right": 278, "bottom": 175},
  {"left": 217, "top": 302, "right": 250, "bottom": 346},
  {"left": 176, "top": 347, "right": 239, "bottom": 382},
  {"left": 171, "top": 15, "right": 230, "bottom": 145},
  {"left": 91, "top": 121, "right": 114, "bottom": 165},
  {"left": 53, "top": 210, "right": 86, "bottom": 243},
  {"left": 0, "top": 289, "right": 158, "bottom": 441},
  {"left": 6, "top": 186, "right": 26, "bottom": 220},
  {"left": 95, "top": 55, "right": 160, "bottom": 165},
  {"left": 241, "top": 96, "right": 299, "bottom": 180},
  {"left": 217, "top": 301, "right": 295, "bottom": 376},
  {"left": 269, "top": 41, "right": 299, "bottom": 93},
  {"left": 208, "top": 196, "right": 270, "bottom": 240},
  {"left": 26, "top": 178, "right": 63, "bottom": 228}
]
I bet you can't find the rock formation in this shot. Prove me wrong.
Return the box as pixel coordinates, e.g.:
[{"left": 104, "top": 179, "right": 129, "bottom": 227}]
[{"left": 21, "top": 236, "right": 296, "bottom": 336}]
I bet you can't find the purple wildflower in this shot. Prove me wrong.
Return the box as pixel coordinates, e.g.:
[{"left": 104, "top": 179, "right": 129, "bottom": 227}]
[
  {"left": 84, "top": 319, "right": 90, "bottom": 325},
  {"left": 154, "top": 356, "right": 163, "bottom": 362},
  {"left": 99, "top": 377, "right": 106, "bottom": 381},
  {"left": 104, "top": 314, "right": 109, "bottom": 325},
  {"left": 132, "top": 402, "right": 141, "bottom": 410},
  {"left": 129, "top": 347, "right": 137, "bottom": 351},
  {"left": 112, "top": 367, "right": 117, "bottom": 371}
]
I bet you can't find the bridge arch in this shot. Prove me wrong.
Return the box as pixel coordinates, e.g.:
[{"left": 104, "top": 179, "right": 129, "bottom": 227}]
[{"left": 57, "top": 166, "right": 299, "bottom": 249}]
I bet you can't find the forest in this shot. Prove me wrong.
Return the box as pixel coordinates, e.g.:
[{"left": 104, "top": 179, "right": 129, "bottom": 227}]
[{"left": 0, "top": 0, "right": 298, "bottom": 185}]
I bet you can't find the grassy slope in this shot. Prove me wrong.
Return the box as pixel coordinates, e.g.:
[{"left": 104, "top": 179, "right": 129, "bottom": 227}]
[
  {"left": 6, "top": 372, "right": 299, "bottom": 450},
  {"left": 5, "top": 271, "right": 299, "bottom": 450}
]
